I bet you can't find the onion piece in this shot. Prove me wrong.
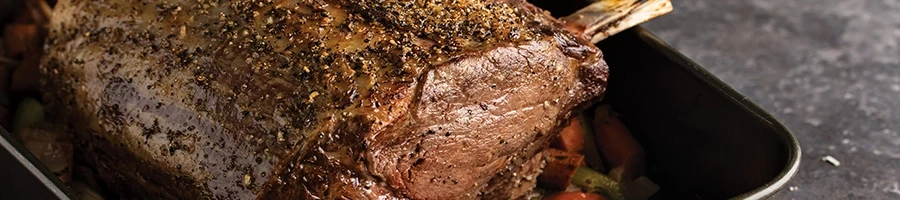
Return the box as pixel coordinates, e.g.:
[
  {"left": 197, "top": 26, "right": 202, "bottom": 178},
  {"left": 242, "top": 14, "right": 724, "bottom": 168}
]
[{"left": 16, "top": 124, "right": 73, "bottom": 182}]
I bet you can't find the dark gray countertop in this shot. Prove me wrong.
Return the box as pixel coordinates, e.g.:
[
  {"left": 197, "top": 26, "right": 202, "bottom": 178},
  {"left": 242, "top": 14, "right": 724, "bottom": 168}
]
[{"left": 642, "top": 0, "right": 900, "bottom": 199}]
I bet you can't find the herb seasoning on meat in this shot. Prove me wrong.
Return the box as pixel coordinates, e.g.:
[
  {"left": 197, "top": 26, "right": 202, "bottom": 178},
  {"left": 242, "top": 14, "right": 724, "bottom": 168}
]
[{"left": 41, "top": 0, "right": 608, "bottom": 199}]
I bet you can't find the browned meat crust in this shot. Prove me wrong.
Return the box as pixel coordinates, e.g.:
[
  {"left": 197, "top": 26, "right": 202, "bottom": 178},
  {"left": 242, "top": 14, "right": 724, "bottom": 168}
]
[{"left": 41, "top": 0, "right": 608, "bottom": 199}]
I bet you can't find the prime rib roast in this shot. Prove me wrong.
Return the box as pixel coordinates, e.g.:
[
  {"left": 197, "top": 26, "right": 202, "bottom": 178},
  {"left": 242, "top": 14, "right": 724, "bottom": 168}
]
[{"left": 40, "top": 0, "right": 609, "bottom": 199}]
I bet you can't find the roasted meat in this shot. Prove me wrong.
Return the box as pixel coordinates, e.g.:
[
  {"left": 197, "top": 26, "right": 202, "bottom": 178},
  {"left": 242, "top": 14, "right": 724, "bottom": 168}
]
[{"left": 41, "top": 0, "right": 608, "bottom": 199}]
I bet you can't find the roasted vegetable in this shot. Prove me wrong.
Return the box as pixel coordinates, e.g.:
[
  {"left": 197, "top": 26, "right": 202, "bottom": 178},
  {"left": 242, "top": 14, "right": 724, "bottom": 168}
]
[
  {"left": 571, "top": 166, "right": 625, "bottom": 200},
  {"left": 578, "top": 114, "right": 607, "bottom": 172},
  {"left": 539, "top": 148, "right": 586, "bottom": 189},
  {"left": 12, "top": 97, "right": 43, "bottom": 133},
  {"left": 551, "top": 117, "right": 587, "bottom": 153},
  {"left": 11, "top": 54, "right": 40, "bottom": 95},
  {"left": 13, "top": 0, "right": 51, "bottom": 24},
  {"left": 3, "top": 24, "right": 40, "bottom": 58},
  {"left": 543, "top": 192, "right": 608, "bottom": 200},
  {"left": 592, "top": 104, "right": 645, "bottom": 181},
  {"left": 607, "top": 166, "right": 660, "bottom": 200},
  {"left": 68, "top": 181, "right": 105, "bottom": 200},
  {"left": 16, "top": 124, "right": 73, "bottom": 182}
]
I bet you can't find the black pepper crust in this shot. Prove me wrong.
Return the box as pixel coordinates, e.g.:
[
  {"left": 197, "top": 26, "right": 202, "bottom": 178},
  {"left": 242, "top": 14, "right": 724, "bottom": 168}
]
[{"left": 40, "top": 0, "right": 607, "bottom": 199}]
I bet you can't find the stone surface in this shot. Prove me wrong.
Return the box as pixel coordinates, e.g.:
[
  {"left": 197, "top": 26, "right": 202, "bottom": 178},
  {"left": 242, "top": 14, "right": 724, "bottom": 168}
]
[{"left": 642, "top": 0, "right": 900, "bottom": 199}]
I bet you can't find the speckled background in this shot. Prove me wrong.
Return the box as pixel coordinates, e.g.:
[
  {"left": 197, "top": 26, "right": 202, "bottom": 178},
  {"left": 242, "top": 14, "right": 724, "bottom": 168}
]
[{"left": 642, "top": 0, "right": 900, "bottom": 199}]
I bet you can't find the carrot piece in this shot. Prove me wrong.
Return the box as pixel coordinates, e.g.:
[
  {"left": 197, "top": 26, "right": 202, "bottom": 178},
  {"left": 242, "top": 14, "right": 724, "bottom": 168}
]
[
  {"left": 543, "top": 192, "right": 608, "bottom": 200},
  {"left": 550, "top": 117, "right": 586, "bottom": 153},
  {"left": 13, "top": 0, "right": 51, "bottom": 24},
  {"left": 592, "top": 104, "right": 645, "bottom": 181},
  {"left": 11, "top": 54, "right": 41, "bottom": 95},
  {"left": 578, "top": 115, "right": 607, "bottom": 173},
  {"left": 3, "top": 24, "right": 40, "bottom": 58},
  {"left": 538, "top": 148, "right": 585, "bottom": 189}
]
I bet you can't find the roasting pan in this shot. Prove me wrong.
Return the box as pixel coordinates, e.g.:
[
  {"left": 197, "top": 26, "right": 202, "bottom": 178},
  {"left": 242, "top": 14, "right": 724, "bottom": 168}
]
[{"left": 0, "top": 27, "right": 800, "bottom": 200}]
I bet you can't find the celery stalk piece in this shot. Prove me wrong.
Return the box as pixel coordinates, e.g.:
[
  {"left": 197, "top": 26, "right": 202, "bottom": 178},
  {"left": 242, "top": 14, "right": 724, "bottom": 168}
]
[{"left": 571, "top": 166, "right": 625, "bottom": 200}]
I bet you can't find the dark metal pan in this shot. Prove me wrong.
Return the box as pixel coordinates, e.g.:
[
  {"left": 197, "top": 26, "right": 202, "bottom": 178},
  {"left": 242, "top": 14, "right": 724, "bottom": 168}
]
[
  {"left": 595, "top": 27, "right": 801, "bottom": 199},
  {"left": 0, "top": 127, "right": 73, "bottom": 199}
]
